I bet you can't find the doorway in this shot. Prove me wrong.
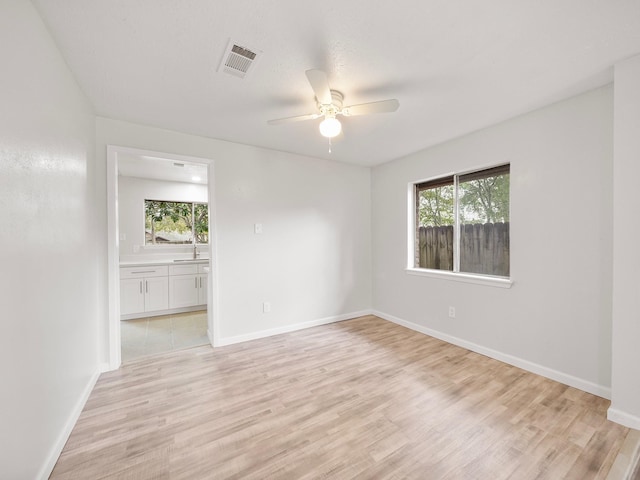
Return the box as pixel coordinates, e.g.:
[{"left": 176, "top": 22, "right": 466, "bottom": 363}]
[
  {"left": 121, "top": 311, "right": 208, "bottom": 362},
  {"left": 106, "top": 146, "right": 218, "bottom": 370}
]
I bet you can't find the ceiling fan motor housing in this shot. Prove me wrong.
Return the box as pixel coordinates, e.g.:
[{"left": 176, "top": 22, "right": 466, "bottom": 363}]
[
  {"left": 267, "top": 69, "right": 398, "bottom": 130},
  {"left": 318, "top": 90, "right": 344, "bottom": 117}
]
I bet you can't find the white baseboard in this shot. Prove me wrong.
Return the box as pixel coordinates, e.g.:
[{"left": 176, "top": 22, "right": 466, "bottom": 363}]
[
  {"left": 373, "top": 309, "right": 611, "bottom": 400},
  {"left": 216, "top": 310, "right": 373, "bottom": 347},
  {"left": 607, "top": 407, "right": 640, "bottom": 430},
  {"left": 37, "top": 367, "right": 101, "bottom": 480}
]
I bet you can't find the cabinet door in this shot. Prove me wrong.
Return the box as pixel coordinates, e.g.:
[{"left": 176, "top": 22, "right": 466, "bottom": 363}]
[
  {"left": 145, "top": 276, "right": 169, "bottom": 312},
  {"left": 169, "top": 274, "right": 199, "bottom": 309},
  {"left": 120, "top": 278, "right": 144, "bottom": 315},
  {"left": 197, "top": 274, "right": 208, "bottom": 305}
]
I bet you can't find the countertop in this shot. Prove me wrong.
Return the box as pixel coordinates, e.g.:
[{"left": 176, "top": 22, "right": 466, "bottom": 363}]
[{"left": 119, "top": 258, "right": 210, "bottom": 267}]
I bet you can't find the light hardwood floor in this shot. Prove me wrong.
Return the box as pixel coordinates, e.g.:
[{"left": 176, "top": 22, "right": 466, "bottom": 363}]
[{"left": 52, "top": 315, "right": 630, "bottom": 479}]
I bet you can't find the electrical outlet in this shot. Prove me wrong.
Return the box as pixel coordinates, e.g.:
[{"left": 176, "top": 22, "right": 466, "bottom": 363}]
[
  {"left": 254, "top": 223, "right": 263, "bottom": 234},
  {"left": 448, "top": 306, "right": 456, "bottom": 318},
  {"left": 263, "top": 302, "right": 271, "bottom": 313}
]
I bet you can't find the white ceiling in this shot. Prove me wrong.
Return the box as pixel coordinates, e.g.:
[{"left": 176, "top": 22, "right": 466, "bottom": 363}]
[
  {"left": 118, "top": 153, "right": 208, "bottom": 184},
  {"left": 33, "top": 0, "right": 640, "bottom": 167}
]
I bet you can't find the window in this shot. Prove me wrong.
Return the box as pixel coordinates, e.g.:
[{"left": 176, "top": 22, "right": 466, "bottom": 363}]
[
  {"left": 414, "top": 164, "right": 509, "bottom": 278},
  {"left": 144, "top": 200, "right": 208, "bottom": 245}
]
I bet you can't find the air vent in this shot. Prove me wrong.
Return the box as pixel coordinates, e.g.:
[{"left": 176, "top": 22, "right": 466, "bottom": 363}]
[{"left": 218, "top": 39, "right": 261, "bottom": 79}]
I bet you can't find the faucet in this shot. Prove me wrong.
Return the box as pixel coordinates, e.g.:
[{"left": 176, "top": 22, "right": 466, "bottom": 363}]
[{"left": 193, "top": 243, "right": 199, "bottom": 259}]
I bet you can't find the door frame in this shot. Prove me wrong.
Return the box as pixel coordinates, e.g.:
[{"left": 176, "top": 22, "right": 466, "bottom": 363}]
[{"left": 106, "top": 145, "right": 220, "bottom": 371}]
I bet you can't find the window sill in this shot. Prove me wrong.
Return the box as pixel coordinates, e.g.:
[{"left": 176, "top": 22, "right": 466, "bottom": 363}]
[{"left": 405, "top": 268, "right": 513, "bottom": 288}]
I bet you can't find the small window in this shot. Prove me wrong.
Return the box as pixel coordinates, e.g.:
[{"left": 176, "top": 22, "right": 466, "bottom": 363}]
[
  {"left": 414, "top": 164, "right": 509, "bottom": 277},
  {"left": 145, "top": 200, "right": 209, "bottom": 245}
]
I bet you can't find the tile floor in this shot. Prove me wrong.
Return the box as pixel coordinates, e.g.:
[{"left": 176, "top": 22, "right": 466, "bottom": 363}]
[{"left": 121, "top": 310, "right": 209, "bottom": 363}]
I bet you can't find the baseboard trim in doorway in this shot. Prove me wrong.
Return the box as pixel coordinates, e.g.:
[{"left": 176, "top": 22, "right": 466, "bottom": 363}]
[
  {"left": 37, "top": 367, "right": 101, "bottom": 480},
  {"left": 606, "top": 429, "right": 640, "bottom": 479},
  {"left": 608, "top": 409, "right": 640, "bottom": 431},
  {"left": 216, "top": 309, "right": 373, "bottom": 347}
]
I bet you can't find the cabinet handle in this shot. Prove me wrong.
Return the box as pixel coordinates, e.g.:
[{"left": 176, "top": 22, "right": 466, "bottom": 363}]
[
  {"left": 132, "top": 270, "right": 155, "bottom": 274},
  {"left": 145, "top": 280, "right": 148, "bottom": 293},
  {"left": 195, "top": 278, "right": 198, "bottom": 289},
  {"left": 199, "top": 277, "right": 202, "bottom": 288},
  {"left": 139, "top": 280, "right": 142, "bottom": 294}
]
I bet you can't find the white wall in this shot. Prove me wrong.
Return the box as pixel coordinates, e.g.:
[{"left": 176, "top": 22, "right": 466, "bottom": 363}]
[
  {"left": 610, "top": 54, "right": 640, "bottom": 429},
  {"left": 96, "top": 118, "right": 372, "bottom": 346},
  {"left": 118, "top": 176, "right": 208, "bottom": 258},
  {"left": 0, "top": 2, "right": 99, "bottom": 479},
  {"left": 372, "top": 86, "right": 614, "bottom": 396}
]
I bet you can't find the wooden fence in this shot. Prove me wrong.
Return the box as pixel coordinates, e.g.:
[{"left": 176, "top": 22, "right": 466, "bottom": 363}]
[{"left": 417, "top": 222, "right": 510, "bottom": 276}]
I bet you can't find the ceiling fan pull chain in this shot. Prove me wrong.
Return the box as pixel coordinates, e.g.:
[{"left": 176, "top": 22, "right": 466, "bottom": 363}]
[{"left": 328, "top": 137, "right": 332, "bottom": 154}]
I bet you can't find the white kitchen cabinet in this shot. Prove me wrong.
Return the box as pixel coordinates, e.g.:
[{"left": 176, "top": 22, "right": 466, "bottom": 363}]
[
  {"left": 197, "top": 274, "right": 208, "bottom": 305},
  {"left": 169, "top": 274, "right": 200, "bottom": 308},
  {"left": 144, "top": 276, "right": 170, "bottom": 312},
  {"left": 120, "top": 278, "right": 145, "bottom": 315},
  {"left": 168, "top": 263, "right": 208, "bottom": 309},
  {"left": 119, "top": 266, "right": 169, "bottom": 317},
  {"left": 120, "top": 262, "right": 208, "bottom": 318},
  {"left": 197, "top": 263, "right": 209, "bottom": 306}
]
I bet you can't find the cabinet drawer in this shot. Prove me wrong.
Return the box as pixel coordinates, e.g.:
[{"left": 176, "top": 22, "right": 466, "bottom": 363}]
[
  {"left": 169, "top": 264, "right": 198, "bottom": 276},
  {"left": 120, "top": 265, "right": 168, "bottom": 279}
]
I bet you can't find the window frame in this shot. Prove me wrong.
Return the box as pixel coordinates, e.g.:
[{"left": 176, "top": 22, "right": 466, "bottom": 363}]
[
  {"left": 406, "top": 163, "right": 513, "bottom": 289},
  {"left": 144, "top": 199, "right": 209, "bottom": 246}
]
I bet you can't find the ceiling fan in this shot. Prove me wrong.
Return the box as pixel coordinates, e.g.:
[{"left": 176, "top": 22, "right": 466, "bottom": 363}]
[{"left": 267, "top": 69, "right": 399, "bottom": 139}]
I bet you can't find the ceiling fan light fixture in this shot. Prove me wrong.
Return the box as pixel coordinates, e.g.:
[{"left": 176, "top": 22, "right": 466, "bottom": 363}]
[
  {"left": 267, "top": 69, "right": 399, "bottom": 141},
  {"left": 319, "top": 116, "right": 341, "bottom": 138}
]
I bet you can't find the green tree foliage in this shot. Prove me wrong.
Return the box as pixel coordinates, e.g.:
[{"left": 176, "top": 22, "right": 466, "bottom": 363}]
[
  {"left": 145, "top": 200, "right": 187, "bottom": 244},
  {"left": 145, "top": 200, "right": 208, "bottom": 244},
  {"left": 417, "top": 173, "right": 509, "bottom": 227},
  {"left": 193, "top": 203, "right": 209, "bottom": 244},
  {"left": 418, "top": 185, "right": 454, "bottom": 227},
  {"left": 459, "top": 174, "right": 509, "bottom": 224}
]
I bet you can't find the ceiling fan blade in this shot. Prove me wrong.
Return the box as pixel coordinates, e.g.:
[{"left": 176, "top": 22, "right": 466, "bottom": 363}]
[
  {"left": 267, "top": 113, "right": 320, "bottom": 125},
  {"left": 341, "top": 99, "right": 399, "bottom": 116},
  {"left": 305, "top": 69, "right": 332, "bottom": 105}
]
